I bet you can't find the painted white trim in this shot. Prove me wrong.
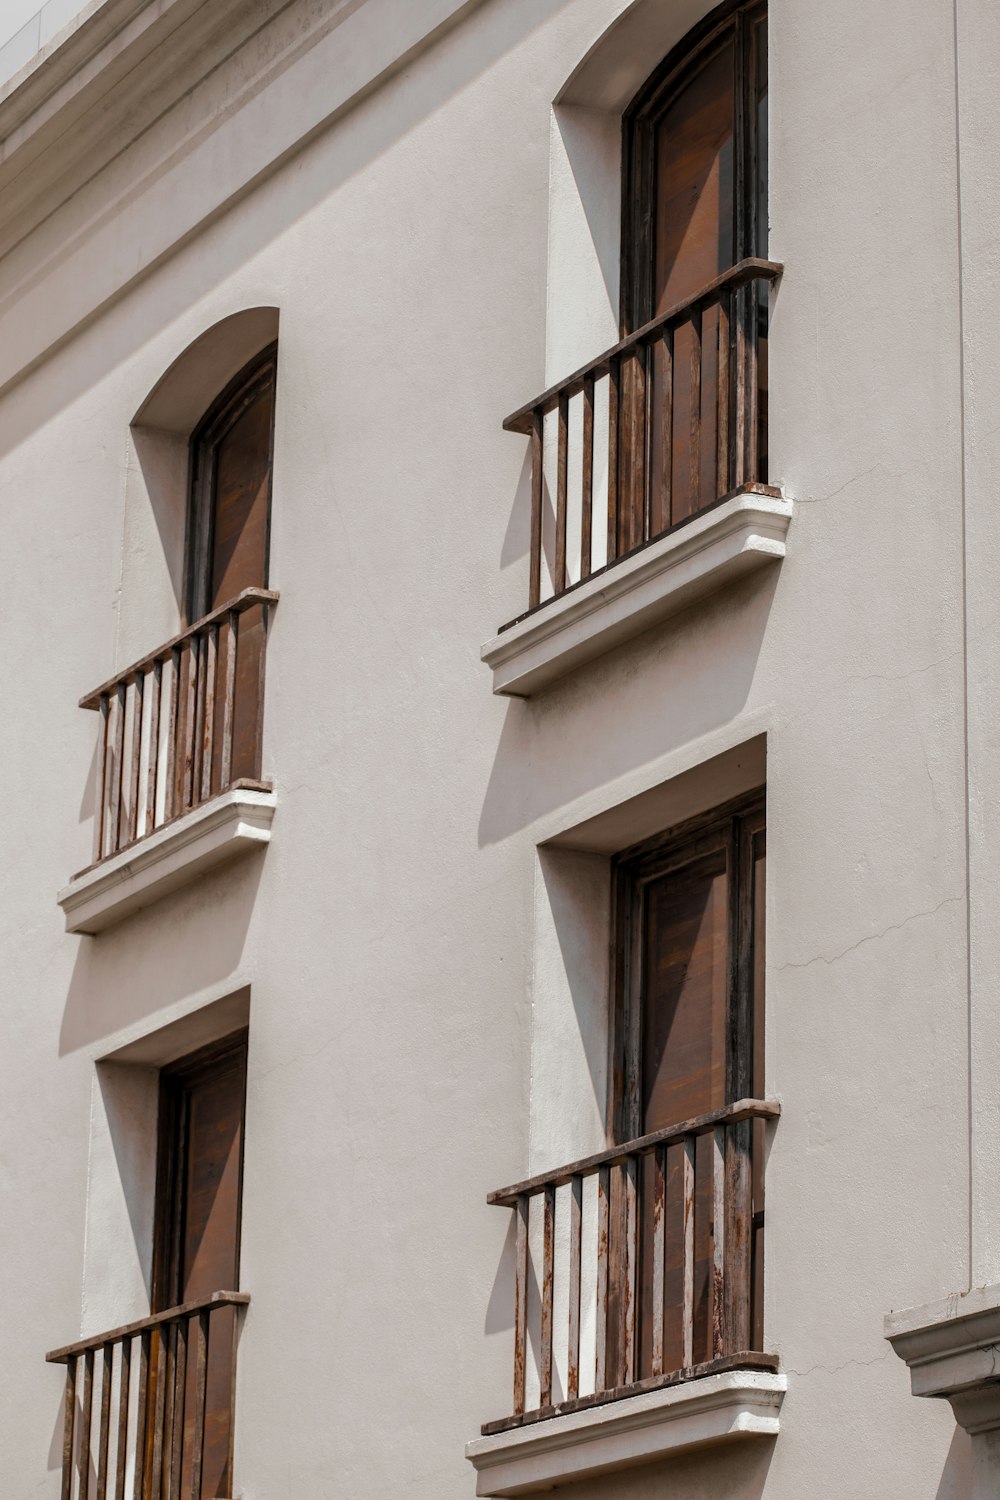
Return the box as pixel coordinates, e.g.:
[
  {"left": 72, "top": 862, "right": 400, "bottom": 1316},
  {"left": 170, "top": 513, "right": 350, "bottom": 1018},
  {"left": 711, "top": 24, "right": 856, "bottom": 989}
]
[
  {"left": 482, "top": 491, "right": 793, "bottom": 697},
  {"left": 57, "top": 786, "right": 276, "bottom": 934},
  {"left": 465, "top": 1370, "right": 786, "bottom": 1496},
  {"left": 886, "top": 1283, "right": 1000, "bottom": 1425}
]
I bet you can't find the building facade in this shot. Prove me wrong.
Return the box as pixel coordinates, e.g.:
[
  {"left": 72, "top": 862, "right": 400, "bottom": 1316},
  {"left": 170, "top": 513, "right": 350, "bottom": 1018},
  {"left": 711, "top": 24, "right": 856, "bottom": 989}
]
[{"left": 2, "top": 0, "right": 1000, "bottom": 1496}]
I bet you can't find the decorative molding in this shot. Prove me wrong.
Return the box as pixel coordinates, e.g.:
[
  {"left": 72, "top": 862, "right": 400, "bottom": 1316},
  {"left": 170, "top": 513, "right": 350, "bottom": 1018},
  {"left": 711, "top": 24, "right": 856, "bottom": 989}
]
[
  {"left": 58, "top": 785, "right": 276, "bottom": 934},
  {"left": 465, "top": 1370, "right": 786, "bottom": 1496},
  {"left": 482, "top": 490, "right": 793, "bottom": 697},
  {"left": 886, "top": 1284, "right": 1000, "bottom": 1433}
]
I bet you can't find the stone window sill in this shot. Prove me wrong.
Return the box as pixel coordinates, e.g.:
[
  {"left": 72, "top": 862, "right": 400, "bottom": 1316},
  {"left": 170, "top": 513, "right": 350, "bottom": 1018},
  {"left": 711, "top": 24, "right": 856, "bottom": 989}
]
[
  {"left": 481, "top": 487, "right": 792, "bottom": 697},
  {"left": 57, "top": 784, "right": 276, "bottom": 934},
  {"left": 465, "top": 1369, "right": 786, "bottom": 1496}
]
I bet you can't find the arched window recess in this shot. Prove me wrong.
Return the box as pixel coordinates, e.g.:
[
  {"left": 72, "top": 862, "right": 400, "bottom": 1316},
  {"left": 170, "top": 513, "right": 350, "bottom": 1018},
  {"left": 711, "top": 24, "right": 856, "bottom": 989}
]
[{"left": 496, "top": 0, "right": 783, "bottom": 640}]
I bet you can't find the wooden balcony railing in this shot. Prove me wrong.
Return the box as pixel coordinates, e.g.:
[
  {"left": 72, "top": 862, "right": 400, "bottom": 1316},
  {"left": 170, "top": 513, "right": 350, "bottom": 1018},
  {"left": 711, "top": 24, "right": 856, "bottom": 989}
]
[
  {"left": 46, "top": 1290, "right": 249, "bottom": 1500},
  {"left": 81, "top": 588, "right": 278, "bottom": 865},
  {"left": 502, "top": 258, "right": 783, "bottom": 622},
  {"left": 483, "top": 1099, "right": 779, "bottom": 1434}
]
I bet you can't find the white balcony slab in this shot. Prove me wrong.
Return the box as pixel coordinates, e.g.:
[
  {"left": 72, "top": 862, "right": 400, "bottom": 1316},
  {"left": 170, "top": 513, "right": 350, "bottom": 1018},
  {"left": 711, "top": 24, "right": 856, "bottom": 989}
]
[
  {"left": 482, "top": 488, "right": 792, "bottom": 697},
  {"left": 58, "top": 785, "right": 276, "bottom": 934},
  {"left": 465, "top": 1370, "right": 786, "bottom": 1496}
]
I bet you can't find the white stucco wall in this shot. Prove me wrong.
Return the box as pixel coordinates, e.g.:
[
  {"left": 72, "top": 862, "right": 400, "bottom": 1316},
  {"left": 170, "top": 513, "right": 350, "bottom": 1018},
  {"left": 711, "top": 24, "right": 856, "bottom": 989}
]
[{"left": 0, "top": 0, "right": 995, "bottom": 1496}]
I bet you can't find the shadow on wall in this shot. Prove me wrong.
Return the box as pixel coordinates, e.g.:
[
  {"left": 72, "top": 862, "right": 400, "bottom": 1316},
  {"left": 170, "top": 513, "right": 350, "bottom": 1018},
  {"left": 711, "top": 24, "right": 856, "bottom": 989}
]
[
  {"left": 936, "top": 1426, "right": 972, "bottom": 1498},
  {"left": 0, "top": 0, "right": 575, "bottom": 459},
  {"left": 479, "top": 567, "right": 780, "bottom": 847},
  {"left": 58, "top": 853, "right": 264, "bottom": 1055}
]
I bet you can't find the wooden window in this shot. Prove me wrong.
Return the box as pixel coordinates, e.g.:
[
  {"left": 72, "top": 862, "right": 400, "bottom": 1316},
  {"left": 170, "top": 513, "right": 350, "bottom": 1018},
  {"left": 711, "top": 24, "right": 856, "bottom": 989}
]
[
  {"left": 149, "top": 1032, "right": 248, "bottom": 1499},
  {"left": 619, "top": 0, "right": 769, "bottom": 548},
  {"left": 184, "top": 346, "right": 277, "bottom": 787},
  {"left": 610, "top": 792, "right": 765, "bottom": 1377}
]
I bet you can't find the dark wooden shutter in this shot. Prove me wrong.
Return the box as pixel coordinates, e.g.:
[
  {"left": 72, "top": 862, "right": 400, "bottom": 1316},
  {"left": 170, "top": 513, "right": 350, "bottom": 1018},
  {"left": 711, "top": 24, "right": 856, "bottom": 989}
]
[{"left": 151, "top": 1033, "right": 248, "bottom": 1499}]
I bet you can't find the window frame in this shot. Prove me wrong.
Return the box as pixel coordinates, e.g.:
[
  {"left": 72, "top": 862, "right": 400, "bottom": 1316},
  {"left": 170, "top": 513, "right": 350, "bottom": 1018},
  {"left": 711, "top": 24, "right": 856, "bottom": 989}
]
[
  {"left": 184, "top": 342, "right": 278, "bottom": 626},
  {"left": 620, "top": 0, "right": 768, "bottom": 335}
]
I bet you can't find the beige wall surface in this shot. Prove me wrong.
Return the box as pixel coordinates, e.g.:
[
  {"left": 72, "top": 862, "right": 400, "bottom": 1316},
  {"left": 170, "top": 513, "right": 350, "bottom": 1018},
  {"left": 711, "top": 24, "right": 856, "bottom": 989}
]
[{"left": 0, "top": 0, "right": 995, "bottom": 1496}]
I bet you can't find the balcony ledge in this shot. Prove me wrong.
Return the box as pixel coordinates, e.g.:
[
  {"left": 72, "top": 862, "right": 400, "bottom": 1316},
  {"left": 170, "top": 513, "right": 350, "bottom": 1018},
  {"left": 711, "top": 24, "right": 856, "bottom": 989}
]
[
  {"left": 58, "top": 784, "right": 275, "bottom": 935},
  {"left": 465, "top": 1369, "right": 786, "bottom": 1496},
  {"left": 886, "top": 1283, "right": 1000, "bottom": 1434},
  {"left": 482, "top": 487, "right": 792, "bottom": 697}
]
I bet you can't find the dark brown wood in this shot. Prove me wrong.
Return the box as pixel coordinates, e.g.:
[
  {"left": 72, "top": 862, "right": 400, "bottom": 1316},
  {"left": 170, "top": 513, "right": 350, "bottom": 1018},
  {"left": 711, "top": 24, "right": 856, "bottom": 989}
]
[
  {"left": 487, "top": 1098, "right": 778, "bottom": 1206},
  {"left": 61, "top": 1359, "right": 76, "bottom": 1500},
  {"left": 606, "top": 357, "right": 620, "bottom": 566},
  {"left": 79, "top": 589, "right": 279, "bottom": 711},
  {"left": 502, "top": 259, "right": 781, "bottom": 435},
  {"left": 149, "top": 1326, "right": 167, "bottom": 1500},
  {"left": 168, "top": 1314, "right": 188, "bottom": 1498},
  {"left": 656, "top": 327, "right": 674, "bottom": 534},
  {"left": 580, "top": 376, "right": 594, "bottom": 580},
  {"left": 106, "top": 684, "right": 125, "bottom": 858},
  {"left": 480, "top": 1351, "right": 780, "bottom": 1436},
  {"left": 567, "top": 1175, "right": 582, "bottom": 1400},
  {"left": 96, "top": 1343, "right": 112, "bottom": 1500},
  {"left": 513, "top": 1194, "right": 528, "bottom": 1416},
  {"left": 144, "top": 661, "right": 161, "bottom": 838},
  {"left": 681, "top": 1136, "right": 696, "bottom": 1368},
  {"left": 114, "top": 1339, "right": 130, "bottom": 1500},
  {"left": 528, "top": 412, "right": 543, "bottom": 610},
  {"left": 712, "top": 1126, "right": 727, "bottom": 1358},
  {"left": 595, "top": 1166, "right": 610, "bottom": 1393},
  {"left": 716, "top": 292, "right": 731, "bottom": 496},
  {"left": 539, "top": 1184, "right": 555, "bottom": 1408},
  {"left": 93, "top": 698, "right": 108, "bottom": 862},
  {"left": 126, "top": 675, "right": 143, "bottom": 846},
  {"left": 189, "top": 1311, "right": 209, "bottom": 1500},
  {"left": 620, "top": 1156, "right": 638, "bottom": 1387},
  {"left": 650, "top": 1146, "right": 666, "bottom": 1378},
  {"left": 131, "top": 1333, "right": 150, "bottom": 1500},
  {"left": 79, "top": 1347, "right": 94, "bottom": 1500},
  {"left": 688, "top": 308, "right": 703, "bottom": 513},
  {"left": 180, "top": 637, "right": 198, "bottom": 812},
  {"left": 46, "top": 1293, "right": 251, "bottom": 1366},
  {"left": 554, "top": 393, "right": 568, "bottom": 594},
  {"left": 163, "top": 647, "right": 181, "bottom": 824}
]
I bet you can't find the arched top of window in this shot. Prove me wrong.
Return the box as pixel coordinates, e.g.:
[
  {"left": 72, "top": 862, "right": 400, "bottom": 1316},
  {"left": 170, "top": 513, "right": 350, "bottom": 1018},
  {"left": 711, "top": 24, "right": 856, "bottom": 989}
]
[
  {"left": 621, "top": 0, "right": 767, "bottom": 332},
  {"left": 185, "top": 343, "right": 277, "bottom": 625}
]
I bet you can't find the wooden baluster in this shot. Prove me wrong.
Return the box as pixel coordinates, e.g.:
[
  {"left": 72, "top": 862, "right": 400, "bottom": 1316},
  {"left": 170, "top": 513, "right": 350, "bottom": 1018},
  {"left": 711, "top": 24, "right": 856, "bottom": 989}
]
[
  {"left": 513, "top": 1194, "right": 529, "bottom": 1417},
  {"left": 746, "top": 278, "right": 761, "bottom": 482},
  {"left": 96, "top": 1343, "right": 113, "bottom": 1500},
  {"left": 734, "top": 283, "right": 748, "bottom": 489},
  {"left": 554, "top": 393, "right": 568, "bottom": 595},
  {"left": 131, "top": 1332, "right": 150, "bottom": 1500},
  {"left": 61, "top": 1358, "right": 77, "bottom": 1500},
  {"left": 106, "top": 684, "right": 125, "bottom": 857},
  {"left": 580, "top": 376, "right": 594, "bottom": 581},
  {"left": 114, "top": 1339, "right": 131, "bottom": 1500},
  {"left": 688, "top": 307, "right": 703, "bottom": 514},
  {"left": 658, "top": 326, "right": 674, "bottom": 535},
  {"left": 94, "top": 697, "right": 109, "bottom": 862},
  {"left": 681, "top": 1137, "right": 695, "bottom": 1369},
  {"left": 191, "top": 632, "right": 207, "bottom": 809},
  {"left": 619, "top": 1157, "right": 638, "bottom": 1388},
  {"left": 528, "top": 411, "right": 543, "bottom": 610},
  {"left": 539, "top": 1184, "right": 555, "bottom": 1407},
  {"left": 79, "top": 1348, "right": 95, "bottom": 1500},
  {"left": 189, "top": 1312, "right": 209, "bottom": 1500},
  {"left": 712, "top": 1126, "right": 727, "bottom": 1359},
  {"left": 220, "top": 613, "right": 238, "bottom": 792},
  {"left": 642, "top": 339, "right": 654, "bottom": 543},
  {"left": 144, "top": 662, "right": 161, "bottom": 838},
  {"left": 168, "top": 1316, "right": 187, "bottom": 1498},
  {"left": 149, "top": 1328, "right": 168, "bottom": 1500},
  {"left": 716, "top": 291, "right": 731, "bottom": 498},
  {"left": 595, "top": 1165, "right": 610, "bottom": 1393},
  {"left": 606, "top": 358, "right": 620, "bottom": 567},
  {"left": 163, "top": 648, "right": 180, "bottom": 823},
  {"left": 725, "top": 1117, "right": 753, "bottom": 1354},
  {"left": 225, "top": 1301, "right": 240, "bottom": 1496},
  {"left": 650, "top": 1145, "right": 666, "bottom": 1378},
  {"left": 566, "top": 1175, "right": 582, "bottom": 1401},
  {"left": 181, "top": 640, "right": 198, "bottom": 812},
  {"left": 200, "top": 625, "right": 218, "bottom": 802},
  {"left": 126, "top": 674, "right": 144, "bottom": 847}
]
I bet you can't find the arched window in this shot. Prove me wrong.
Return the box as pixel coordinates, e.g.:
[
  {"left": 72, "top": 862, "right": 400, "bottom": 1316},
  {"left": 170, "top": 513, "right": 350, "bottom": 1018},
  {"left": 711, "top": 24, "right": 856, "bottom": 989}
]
[{"left": 618, "top": 0, "right": 769, "bottom": 549}]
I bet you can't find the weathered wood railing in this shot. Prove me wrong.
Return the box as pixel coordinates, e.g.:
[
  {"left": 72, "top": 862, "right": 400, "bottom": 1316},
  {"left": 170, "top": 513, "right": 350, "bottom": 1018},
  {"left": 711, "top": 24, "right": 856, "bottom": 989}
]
[
  {"left": 503, "top": 258, "right": 783, "bottom": 619},
  {"left": 81, "top": 589, "right": 278, "bottom": 865},
  {"left": 483, "top": 1099, "right": 779, "bottom": 1433},
  {"left": 47, "top": 1290, "right": 248, "bottom": 1500}
]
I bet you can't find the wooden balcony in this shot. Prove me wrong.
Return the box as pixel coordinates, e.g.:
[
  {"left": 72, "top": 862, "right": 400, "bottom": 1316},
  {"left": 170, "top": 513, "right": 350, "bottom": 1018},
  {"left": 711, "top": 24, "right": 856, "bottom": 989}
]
[
  {"left": 46, "top": 1290, "right": 249, "bottom": 1500},
  {"left": 81, "top": 587, "right": 278, "bottom": 865},
  {"left": 482, "top": 261, "right": 789, "bottom": 695},
  {"left": 482, "top": 1098, "right": 780, "bottom": 1435},
  {"left": 59, "top": 589, "right": 278, "bottom": 932}
]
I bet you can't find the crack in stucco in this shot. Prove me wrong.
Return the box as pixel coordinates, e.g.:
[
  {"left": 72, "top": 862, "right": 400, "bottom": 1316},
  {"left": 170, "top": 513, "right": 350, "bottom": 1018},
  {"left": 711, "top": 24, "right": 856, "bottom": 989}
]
[
  {"left": 786, "top": 1346, "right": 891, "bottom": 1380},
  {"left": 776, "top": 895, "right": 963, "bottom": 974}
]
